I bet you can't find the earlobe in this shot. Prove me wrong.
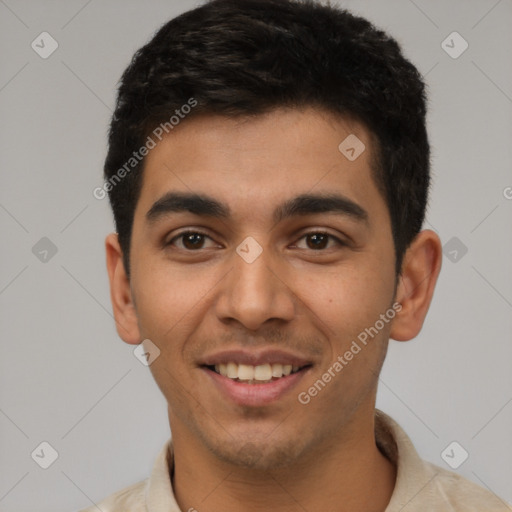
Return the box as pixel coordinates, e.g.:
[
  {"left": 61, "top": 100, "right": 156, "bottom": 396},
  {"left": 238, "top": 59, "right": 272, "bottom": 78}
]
[
  {"left": 105, "top": 233, "right": 141, "bottom": 345},
  {"left": 389, "top": 229, "right": 443, "bottom": 342}
]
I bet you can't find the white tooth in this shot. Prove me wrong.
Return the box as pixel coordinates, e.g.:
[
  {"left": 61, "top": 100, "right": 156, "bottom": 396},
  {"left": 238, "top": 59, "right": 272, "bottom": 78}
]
[
  {"left": 292, "top": 366, "right": 299, "bottom": 373},
  {"left": 271, "top": 363, "right": 283, "bottom": 378},
  {"left": 238, "top": 364, "right": 255, "bottom": 380},
  {"left": 282, "top": 364, "right": 292, "bottom": 376},
  {"left": 219, "top": 363, "right": 228, "bottom": 377},
  {"left": 226, "top": 362, "right": 238, "bottom": 379},
  {"left": 254, "top": 364, "right": 272, "bottom": 381},
  {"left": 214, "top": 364, "right": 220, "bottom": 374}
]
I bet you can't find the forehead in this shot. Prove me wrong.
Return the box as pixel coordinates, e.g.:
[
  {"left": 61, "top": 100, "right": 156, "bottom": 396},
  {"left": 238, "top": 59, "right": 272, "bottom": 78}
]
[{"left": 136, "top": 108, "right": 387, "bottom": 227}]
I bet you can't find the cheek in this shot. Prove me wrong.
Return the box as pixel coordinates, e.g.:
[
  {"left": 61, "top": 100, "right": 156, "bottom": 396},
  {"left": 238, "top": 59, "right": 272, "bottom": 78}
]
[
  {"left": 295, "top": 268, "right": 393, "bottom": 412},
  {"left": 297, "top": 264, "right": 393, "bottom": 341},
  {"left": 133, "top": 277, "right": 181, "bottom": 336},
  {"left": 130, "top": 261, "right": 197, "bottom": 344},
  {"left": 130, "top": 257, "right": 227, "bottom": 366},
  {"left": 131, "top": 267, "right": 204, "bottom": 400}
]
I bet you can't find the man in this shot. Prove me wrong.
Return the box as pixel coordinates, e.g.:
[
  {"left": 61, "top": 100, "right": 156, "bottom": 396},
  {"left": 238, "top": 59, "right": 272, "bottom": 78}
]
[{"left": 83, "top": 0, "right": 510, "bottom": 510}]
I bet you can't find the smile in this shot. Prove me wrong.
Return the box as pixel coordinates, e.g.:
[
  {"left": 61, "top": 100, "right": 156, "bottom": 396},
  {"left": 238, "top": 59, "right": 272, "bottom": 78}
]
[
  {"left": 210, "top": 362, "right": 303, "bottom": 383},
  {"left": 200, "top": 349, "right": 314, "bottom": 405}
]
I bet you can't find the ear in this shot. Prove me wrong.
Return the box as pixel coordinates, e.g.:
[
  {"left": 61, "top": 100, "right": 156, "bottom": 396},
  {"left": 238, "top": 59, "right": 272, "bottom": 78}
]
[
  {"left": 105, "top": 233, "right": 141, "bottom": 345},
  {"left": 390, "top": 229, "right": 442, "bottom": 342}
]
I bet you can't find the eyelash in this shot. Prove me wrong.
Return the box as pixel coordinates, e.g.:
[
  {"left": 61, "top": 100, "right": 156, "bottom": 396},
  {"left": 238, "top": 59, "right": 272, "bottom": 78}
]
[{"left": 166, "top": 229, "right": 347, "bottom": 251}]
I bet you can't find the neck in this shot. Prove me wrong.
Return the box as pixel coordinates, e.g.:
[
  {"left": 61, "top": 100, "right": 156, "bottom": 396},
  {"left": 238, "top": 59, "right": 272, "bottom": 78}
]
[{"left": 170, "top": 406, "right": 396, "bottom": 512}]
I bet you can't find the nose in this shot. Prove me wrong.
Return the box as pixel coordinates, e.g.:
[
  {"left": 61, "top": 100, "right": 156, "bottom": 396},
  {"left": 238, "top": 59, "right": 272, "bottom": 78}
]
[{"left": 214, "top": 240, "right": 296, "bottom": 331}]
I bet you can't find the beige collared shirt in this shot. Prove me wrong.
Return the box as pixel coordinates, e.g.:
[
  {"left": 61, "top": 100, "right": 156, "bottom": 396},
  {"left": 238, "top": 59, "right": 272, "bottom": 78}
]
[{"left": 79, "top": 410, "right": 511, "bottom": 511}]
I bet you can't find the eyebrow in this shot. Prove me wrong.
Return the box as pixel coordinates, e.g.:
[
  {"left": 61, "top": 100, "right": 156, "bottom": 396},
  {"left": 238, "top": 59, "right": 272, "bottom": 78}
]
[{"left": 146, "top": 191, "right": 369, "bottom": 226}]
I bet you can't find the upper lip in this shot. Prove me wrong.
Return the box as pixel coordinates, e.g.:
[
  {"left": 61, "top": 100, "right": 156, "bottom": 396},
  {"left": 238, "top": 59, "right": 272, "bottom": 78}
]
[{"left": 200, "top": 349, "right": 313, "bottom": 368}]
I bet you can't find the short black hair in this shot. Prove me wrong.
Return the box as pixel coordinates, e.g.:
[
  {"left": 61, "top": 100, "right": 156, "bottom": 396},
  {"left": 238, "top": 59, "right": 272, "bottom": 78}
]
[{"left": 104, "top": 0, "right": 430, "bottom": 279}]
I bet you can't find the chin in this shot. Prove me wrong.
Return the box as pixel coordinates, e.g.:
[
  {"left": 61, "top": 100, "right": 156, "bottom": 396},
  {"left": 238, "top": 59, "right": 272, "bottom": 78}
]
[{"left": 206, "top": 434, "right": 307, "bottom": 471}]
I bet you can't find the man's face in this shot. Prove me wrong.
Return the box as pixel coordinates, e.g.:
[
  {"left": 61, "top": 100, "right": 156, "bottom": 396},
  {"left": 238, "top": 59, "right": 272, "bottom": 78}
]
[{"left": 127, "top": 108, "right": 398, "bottom": 469}]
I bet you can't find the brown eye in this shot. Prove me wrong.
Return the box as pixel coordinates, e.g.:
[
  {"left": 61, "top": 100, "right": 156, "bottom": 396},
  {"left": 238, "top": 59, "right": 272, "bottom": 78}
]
[
  {"left": 306, "top": 233, "right": 329, "bottom": 250},
  {"left": 167, "top": 231, "right": 215, "bottom": 250},
  {"left": 182, "top": 233, "right": 206, "bottom": 250},
  {"left": 295, "top": 231, "right": 345, "bottom": 251}
]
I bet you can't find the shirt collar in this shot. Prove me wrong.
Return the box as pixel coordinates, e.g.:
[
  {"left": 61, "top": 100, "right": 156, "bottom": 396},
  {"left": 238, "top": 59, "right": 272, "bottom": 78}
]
[{"left": 374, "top": 409, "right": 440, "bottom": 510}]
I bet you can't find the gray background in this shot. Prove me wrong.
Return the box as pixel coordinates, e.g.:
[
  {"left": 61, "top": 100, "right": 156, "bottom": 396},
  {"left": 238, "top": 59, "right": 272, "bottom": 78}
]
[{"left": 1, "top": 0, "right": 511, "bottom": 510}]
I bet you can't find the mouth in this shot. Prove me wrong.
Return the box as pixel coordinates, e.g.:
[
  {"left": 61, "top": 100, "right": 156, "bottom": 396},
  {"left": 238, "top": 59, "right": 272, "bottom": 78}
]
[
  {"left": 200, "top": 350, "right": 314, "bottom": 406},
  {"left": 205, "top": 362, "right": 308, "bottom": 384}
]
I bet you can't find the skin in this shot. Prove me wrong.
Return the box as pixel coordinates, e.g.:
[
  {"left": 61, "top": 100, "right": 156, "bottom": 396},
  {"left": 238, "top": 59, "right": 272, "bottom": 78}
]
[{"left": 106, "top": 108, "right": 442, "bottom": 512}]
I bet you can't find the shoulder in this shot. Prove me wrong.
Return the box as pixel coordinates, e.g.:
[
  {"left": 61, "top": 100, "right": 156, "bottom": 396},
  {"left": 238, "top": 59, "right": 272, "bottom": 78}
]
[
  {"left": 423, "top": 460, "right": 511, "bottom": 511},
  {"left": 375, "top": 410, "right": 511, "bottom": 512},
  {"left": 77, "top": 478, "right": 148, "bottom": 512}
]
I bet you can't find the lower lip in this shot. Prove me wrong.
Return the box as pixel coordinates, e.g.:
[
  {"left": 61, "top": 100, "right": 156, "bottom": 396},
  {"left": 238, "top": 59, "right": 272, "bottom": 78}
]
[{"left": 203, "top": 367, "right": 310, "bottom": 407}]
